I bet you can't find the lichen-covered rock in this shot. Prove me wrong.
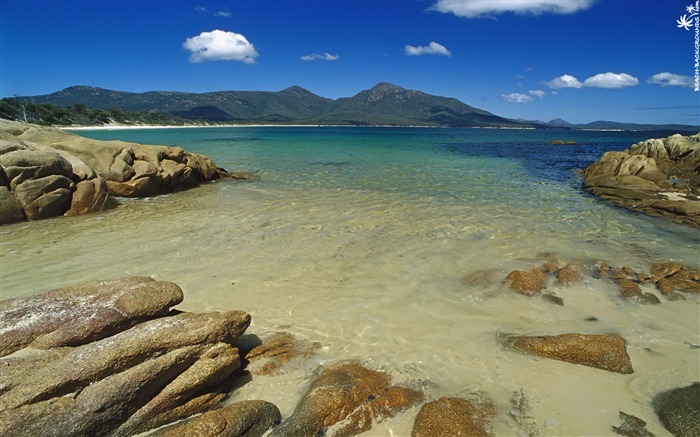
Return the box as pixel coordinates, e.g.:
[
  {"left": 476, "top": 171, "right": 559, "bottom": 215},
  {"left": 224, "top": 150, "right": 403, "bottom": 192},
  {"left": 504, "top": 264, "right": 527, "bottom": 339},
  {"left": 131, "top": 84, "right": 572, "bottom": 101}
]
[
  {"left": 412, "top": 396, "right": 496, "bottom": 437},
  {"left": 498, "top": 333, "right": 633, "bottom": 374},
  {"left": 270, "top": 362, "right": 423, "bottom": 437},
  {"left": 653, "top": 383, "right": 700, "bottom": 437},
  {"left": 0, "top": 276, "right": 184, "bottom": 357},
  {"left": 153, "top": 400, "right": 281, "bottom": 437}
]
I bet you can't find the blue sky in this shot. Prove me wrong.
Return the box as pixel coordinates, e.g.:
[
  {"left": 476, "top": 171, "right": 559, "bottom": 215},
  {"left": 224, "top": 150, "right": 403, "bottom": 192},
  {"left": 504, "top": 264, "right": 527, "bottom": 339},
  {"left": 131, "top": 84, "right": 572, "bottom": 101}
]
[{"left": 1, "top": 0, "right": 698, "bottom": 125}]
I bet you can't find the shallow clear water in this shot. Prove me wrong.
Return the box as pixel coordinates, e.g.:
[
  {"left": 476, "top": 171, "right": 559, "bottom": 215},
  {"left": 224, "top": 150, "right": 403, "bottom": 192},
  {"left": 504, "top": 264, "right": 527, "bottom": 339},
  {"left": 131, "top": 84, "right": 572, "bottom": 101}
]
[{"left": 1, "top": 127, "right": 698, "bottom": 435}]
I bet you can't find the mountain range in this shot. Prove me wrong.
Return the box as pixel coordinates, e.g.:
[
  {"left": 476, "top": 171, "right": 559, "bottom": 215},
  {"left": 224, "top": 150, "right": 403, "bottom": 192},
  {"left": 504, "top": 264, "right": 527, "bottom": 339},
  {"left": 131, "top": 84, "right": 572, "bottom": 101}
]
[{"left": 14, "top": 83, "right": 700, "bottom": 131}]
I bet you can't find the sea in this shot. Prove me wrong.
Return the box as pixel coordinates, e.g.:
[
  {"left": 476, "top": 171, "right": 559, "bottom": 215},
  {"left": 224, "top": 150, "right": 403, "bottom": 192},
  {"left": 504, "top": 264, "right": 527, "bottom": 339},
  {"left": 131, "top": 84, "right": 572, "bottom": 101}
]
[{"left": 1, "top": 126, "right": 698, "bottom": 436}]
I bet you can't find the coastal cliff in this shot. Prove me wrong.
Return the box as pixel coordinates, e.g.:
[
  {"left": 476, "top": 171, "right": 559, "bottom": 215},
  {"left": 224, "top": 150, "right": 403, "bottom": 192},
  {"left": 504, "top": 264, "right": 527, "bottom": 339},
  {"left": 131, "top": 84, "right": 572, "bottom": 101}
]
[
  {"left": 0, "top": 120, "right": 223, "bottom": 225},
  {"left": 583, "top": 132, "right": 700, "bottom": 227}
]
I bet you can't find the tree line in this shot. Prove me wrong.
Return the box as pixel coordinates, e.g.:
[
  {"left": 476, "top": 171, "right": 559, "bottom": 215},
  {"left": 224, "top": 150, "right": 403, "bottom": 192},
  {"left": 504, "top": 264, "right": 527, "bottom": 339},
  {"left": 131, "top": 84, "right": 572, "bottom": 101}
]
[{"left": 0, "top": 98, "right": 195, "bottom": 126}]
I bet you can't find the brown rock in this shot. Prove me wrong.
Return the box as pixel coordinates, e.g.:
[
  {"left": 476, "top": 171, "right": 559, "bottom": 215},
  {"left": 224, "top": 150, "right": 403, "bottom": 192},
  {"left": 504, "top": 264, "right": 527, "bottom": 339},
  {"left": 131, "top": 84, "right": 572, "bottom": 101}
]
[
  {"left": 611, "top": 411, "right": 654, "bottom": 437},
  {"left": 499, "top": 333, "right": 634, "bottom": 374},
  {"left": 65, "top": 177, "right": 111, "bottom": 216},
  {"left": 244, "top": 332, "right": 315, "bottom": 376},
  {"left": 0, "top": 310, "right": 250, "bottom": 411},
  {"left": 582, "top": 133, "right": 700, "bottom": 228},
  {"left": 651, "top": 262, "right": 684, "bottom": 280},
  {"left": 0, "top": 343, "right": 240, "bottom": 437},
  {"left": 0, "top": 185, "right": 26, "bottom": 224},
  {"left": 556, "top": 262, "right": 585, "bottom": 286},
  {"left": 270, "top": 362, "right": 423, "bottom": 437},
  {"left": 0, "top": 349, "right": 69, "bottom": 396},
  {"left": 12, "top": 174, "right": 74, "bottom": 220},
  {"left": 595, "top": 261, "right": 611, "bottom": 279},
  {"left": 152, "top": 400, "right": 281, "bottom": 437},
  {"left": 668, "top": 270, "right": 700, "bottom": 294},
  {"left": 543, "top": 260, "right": 560, "bottom": 274},
  {"left": 0, "top": 276, "right": 184, "bottom": 357},
  {"left": 412, "top": 396, "right": 495, "bottom": 437},
  {"left": 505, "top": 268, "right": 547, "bottom": 296},
  {"left": 614, "top": 278, "right": 642, "bottom": 298}
]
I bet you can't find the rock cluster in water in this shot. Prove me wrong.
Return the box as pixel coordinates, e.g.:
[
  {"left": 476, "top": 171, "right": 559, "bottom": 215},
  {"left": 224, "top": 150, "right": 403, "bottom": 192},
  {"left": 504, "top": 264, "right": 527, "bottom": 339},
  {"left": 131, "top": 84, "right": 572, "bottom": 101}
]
[
  {"left": 2, "top": 274, "right": 697, "bottom": 436},
  {"left": 0, "top": 120, "right": 225, "bottom": 225},
  {"left": 582, "top": 132, "right": 700, "bottom": 227},
  {"left": 503, "top": 257, "right": 699, "bottom": 307}
]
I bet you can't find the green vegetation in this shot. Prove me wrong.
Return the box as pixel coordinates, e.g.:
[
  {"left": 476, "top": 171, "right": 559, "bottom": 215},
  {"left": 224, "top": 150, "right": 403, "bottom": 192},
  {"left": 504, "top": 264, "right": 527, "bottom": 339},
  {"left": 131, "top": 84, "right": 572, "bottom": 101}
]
[
  {"left": 3, "top": 83, "right": 531, "bottom": 128},
  {"left": 0, "top": 98, "right": 195, "bottom": 126}
]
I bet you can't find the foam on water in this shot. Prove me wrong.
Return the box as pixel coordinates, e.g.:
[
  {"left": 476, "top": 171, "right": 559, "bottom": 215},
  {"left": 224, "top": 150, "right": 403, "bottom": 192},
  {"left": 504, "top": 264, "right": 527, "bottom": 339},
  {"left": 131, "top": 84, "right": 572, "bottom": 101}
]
[{"left": 1, "top": 127, "right": 698, "bottom": 435}]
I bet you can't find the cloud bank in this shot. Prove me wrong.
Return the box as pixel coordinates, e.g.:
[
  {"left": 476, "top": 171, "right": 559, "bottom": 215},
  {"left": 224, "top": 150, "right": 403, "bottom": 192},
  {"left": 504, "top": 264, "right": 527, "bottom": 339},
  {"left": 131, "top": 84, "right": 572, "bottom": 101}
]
[
  {"left": 405, "top": 41, "right": 452, "bottom": 56},
  {"left": 301, "top": 52, "right": 339, "bottom": 61},
  {"left": 546, "top": 72, "right": 639, "bottom": 89},
  {"left": 183, "top": 30, "right": 258, "bottom": 64},
  {"left": 431, "top": 0, "right": 595, "bottom": 18},
  {"left": 647, "top": 72, "right": 694, "bottom": 88}
]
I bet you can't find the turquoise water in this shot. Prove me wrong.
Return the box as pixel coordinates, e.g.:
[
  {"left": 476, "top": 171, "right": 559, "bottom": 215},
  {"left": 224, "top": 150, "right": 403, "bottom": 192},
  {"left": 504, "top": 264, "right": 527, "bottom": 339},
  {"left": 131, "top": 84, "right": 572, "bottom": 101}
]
[{"left": 1, "top": 127, "right": 698, "bottom": 435}]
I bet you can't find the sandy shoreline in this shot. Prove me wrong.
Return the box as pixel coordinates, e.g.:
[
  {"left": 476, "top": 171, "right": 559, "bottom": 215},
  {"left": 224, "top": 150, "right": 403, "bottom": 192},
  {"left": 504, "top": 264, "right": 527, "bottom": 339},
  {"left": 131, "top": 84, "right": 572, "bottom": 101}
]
[{"left": 61, "top": 124, "right": 327, "bottom": 131}]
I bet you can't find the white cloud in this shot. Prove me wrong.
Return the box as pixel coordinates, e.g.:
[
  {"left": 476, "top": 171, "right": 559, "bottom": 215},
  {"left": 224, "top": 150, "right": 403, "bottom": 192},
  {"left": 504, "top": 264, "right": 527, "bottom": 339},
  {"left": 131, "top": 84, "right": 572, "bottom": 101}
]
[
  {"left": 183, "top": 30, "right": 258, "bottom": 64},
  {"left": 301, "top": 52, "right": 340, "bottom": 61},
  {"left": 404, "top": 41, "right": 452, "bottom": 57},
  {"left": 546, "top": 74, "right": 583, "bottom": 89},
  {"left": 431, "top": 0, "right": 595, "bottom": 18},
  {"left": 529, "top": 89, "right": 546, "bottom": 98},
  {"left": 583, "top": 72, "right": 639, "bottom": 88},
  {"left": 647, "top": 72, "right": 694, "bottom": 88},
  {"left": 546, "top": 72, "right": 639, "bottom": 90},
  {"left": 215, "top": 8, "right": 232, "bottom": 17},
  {"left": 502, "top": 93, "right": 533, "bottom": 103}
]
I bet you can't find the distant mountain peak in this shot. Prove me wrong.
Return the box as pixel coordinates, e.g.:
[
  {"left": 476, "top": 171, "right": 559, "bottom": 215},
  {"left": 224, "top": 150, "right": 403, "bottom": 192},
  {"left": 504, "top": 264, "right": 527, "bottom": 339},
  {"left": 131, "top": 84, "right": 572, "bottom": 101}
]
[{"left": 547, "top": 118, "right": 574, "bottom": 127}]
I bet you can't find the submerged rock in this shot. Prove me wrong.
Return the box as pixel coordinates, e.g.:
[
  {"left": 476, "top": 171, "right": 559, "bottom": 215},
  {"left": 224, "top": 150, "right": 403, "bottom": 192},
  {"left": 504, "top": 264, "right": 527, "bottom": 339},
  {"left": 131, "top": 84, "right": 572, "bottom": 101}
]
[
  {"left": 652, "top": 382, "right": 700, "bottom": 437},
  {"left": 242, "top": 332, "right": 316, "bottom": 376},
  {"left": 505, "top": 268, "right": 547, "bottom": 295},
  {"left": 411, "top": 396, "right": 496, "bottom": 437},
  {"left": 498, "top": 333, "right": 634, "bottom": 374},
  {"left": 270, "top": 362, "right": 423, "bottom": 437},
  {"left": 612, "top": 411, "right": 654, "bottom": 437}
]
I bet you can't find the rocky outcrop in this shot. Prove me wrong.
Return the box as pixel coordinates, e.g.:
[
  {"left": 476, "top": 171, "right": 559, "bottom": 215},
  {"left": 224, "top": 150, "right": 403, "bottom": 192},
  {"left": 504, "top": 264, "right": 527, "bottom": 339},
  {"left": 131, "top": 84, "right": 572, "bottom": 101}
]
[
  {"left": 0, "top": 277, "right": 251, "bottom": 437},
  {"left": 498, "top": 333, "right": 634, "bottom": 374},
  {"left": 0, "top": 119, "right": 226, "bottom": 225},
  {"left": 412, "top": 396, "right": 496, "bottom": 437},
  {"left": 270, "top": 362, "right": 423, "bottom": 437},
  {"left": 582, "top": 132, "right": 700, "bottom": 227},
  {"left": 653, "top": 383, "right": 700, "bottom": 437}
]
